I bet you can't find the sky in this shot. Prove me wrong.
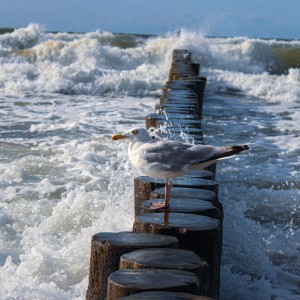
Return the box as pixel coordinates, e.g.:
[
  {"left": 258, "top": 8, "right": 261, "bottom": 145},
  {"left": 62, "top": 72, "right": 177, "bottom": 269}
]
[{"left": 1, "top": 0, "right": 300, "bottom": 39}]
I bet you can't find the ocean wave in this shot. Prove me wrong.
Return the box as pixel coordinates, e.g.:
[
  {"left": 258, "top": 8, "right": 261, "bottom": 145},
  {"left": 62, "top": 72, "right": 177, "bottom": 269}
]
[
  {"left": 0, "top": 23, "right": 42, "bottom": 51},
  {"left": 0, "top": 24, "right": 300, "bottom": 101},
  {"left": 205, "top": 68, "right": 300, "bottom": 102}
]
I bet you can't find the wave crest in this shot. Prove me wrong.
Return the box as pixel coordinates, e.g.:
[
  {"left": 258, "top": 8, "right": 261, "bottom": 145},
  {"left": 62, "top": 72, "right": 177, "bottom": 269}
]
[
  {"left": 0, "top": 25, "right": 300, "bottom": 99},
  {"left": 0, "top": 23, "right": 42, "bottom": 51}
]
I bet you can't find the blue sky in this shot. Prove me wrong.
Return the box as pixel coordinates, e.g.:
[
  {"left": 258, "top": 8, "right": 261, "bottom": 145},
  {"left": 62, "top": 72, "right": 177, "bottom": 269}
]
[{"left": 1, "top": 0, "right": 300, "bottom": 39}]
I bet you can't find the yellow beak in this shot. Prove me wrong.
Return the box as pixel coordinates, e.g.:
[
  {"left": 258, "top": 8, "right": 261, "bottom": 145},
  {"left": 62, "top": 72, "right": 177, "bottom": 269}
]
[{"left": 111, "top": 133, "right": 127, "bottom": 140}]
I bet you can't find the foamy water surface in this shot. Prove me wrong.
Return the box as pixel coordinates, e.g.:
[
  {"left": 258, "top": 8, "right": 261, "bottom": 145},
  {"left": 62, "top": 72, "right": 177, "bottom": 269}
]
[{"left": 0, "top": 24, "right": 299, "bottom": 299}]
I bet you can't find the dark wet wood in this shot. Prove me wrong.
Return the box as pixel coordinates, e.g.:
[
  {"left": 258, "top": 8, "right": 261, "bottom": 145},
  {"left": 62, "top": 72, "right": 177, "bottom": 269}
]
[
  {"left": 166, "top": 77, "right": 206, "bottom": 103},
  {"left": 162, "top": 90, "right": 198, "bottom": 98},
  {"left": 145, "top": 114, "right": 202, "bottom": 130},
  {"left": 156, "top": 103, "right": 198, "bottom": 110},
  {"left": 156, "top": 112, "right": 199, "bottom": 119},
  {"left": 142, "top": 198, "right": 220, "bottom": 220},
  {"left": 133, "top": 213, "right": 221, "bottom": 299},
  {"left": 166, "top": 78, "right": 205, "bottom": 113},
  {"left": 134, "top": 176, "right": 218, "bottom": 216},
  {"left": 155, "top": 103, "right": 198, "bottom": 115},
  {"left": 119, "top": 291, "right": 214, "bottom": 299},
  {"left": 134, "top": 212, "right": 219, "bottom": 234},
  {"left": 162, "top": 99, "right": 199, "bottom": 107},
  {"left": 204, "top": 162, "right": 217, "bottom": 174},
  {"left": 164, "top": 79, "right": 203, "bottom": 94},
  {"left": 155, "top": 108, "right": 196, "bottom": 115},
  {"left": 86, "top": 231, "right": 178, "bottom": 300},
  {"left": 161, "top": 94, "right": 198, "bottom": 104},
  {"left": 150, "top": 187, "right": 216, "bottom": 201},
  {"left": 134, "top": 176, "right": 218, "bottom": 217},
  {"left": 107, "top": 269, "right": 200, "bottom": 299},
  {"left": 120, "top": 248, "right": 210, "bottom": 295},
  {"left": 191, "top": 62, "right": 200, "bottom": 75}
]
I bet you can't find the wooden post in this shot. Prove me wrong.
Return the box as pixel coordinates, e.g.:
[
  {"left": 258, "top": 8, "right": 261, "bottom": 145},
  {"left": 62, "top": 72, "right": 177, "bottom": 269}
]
[
  {"left": 150, "top": 186, "right": 216, "bottom": 202},
  {"left": 145, "top": 114, "right": 202, "bottom": 130},
  {"left": 86, "top": 231, "right": 178, "bottom": 300},
  {"left": 134, "top": 176, "right": 218, "bottom": 216},
  {"left": 120, "top": 248, "right": 211, "bottom": 295},
  {"left": 141, "top": 198, "right": 220, "bottom": 220},
  {"left": 150, "top": 186, "right": 222, "bottom": 216},
  {"left": 133, "top": 213, "right": 221, "bottom": 299},
  {"left": 107, "top": 269, "right": 200, "bottom": 299},
  {"left": 161, "top": 93, "right": 198, "bottom": 104},
  {"left": 191, "top": 62, "right": 200, "bottom": 75},
  {"left": 119, "top": 291, "right": 214, "bottom": 299},
  {"left": 165, "top": 77, "right": 206, "bottom": 113},
  {"left": 164, "top": 80, "right": 198, "bottom": 92},
  {"left": 155, "top": 103, "right": 197, "bottom": 115}
]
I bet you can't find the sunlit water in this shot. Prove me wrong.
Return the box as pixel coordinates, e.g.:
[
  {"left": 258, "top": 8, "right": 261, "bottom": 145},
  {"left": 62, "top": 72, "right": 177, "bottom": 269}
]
[{"left": 0, "top": 24, "right": 299, "bottom": 299}]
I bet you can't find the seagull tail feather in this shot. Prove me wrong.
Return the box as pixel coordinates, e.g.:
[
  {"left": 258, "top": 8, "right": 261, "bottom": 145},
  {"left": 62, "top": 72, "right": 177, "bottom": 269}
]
[
  {"left": 210, "top": 144, "right": 249, "bottom": 161},
  {"left": 191, "top": 144, "right": 249, "bottom": 167}
]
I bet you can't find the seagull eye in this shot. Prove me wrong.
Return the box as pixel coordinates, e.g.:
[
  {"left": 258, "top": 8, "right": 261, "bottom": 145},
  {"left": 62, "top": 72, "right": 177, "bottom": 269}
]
[{"left": 131, "top": 129, "right": 138, "bottom": 134}]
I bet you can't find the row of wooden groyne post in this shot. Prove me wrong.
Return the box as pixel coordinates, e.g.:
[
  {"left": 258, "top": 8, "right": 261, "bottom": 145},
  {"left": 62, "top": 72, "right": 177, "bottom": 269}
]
[{"left": 86, "top": 49, "right": 223, "bottom": 300}]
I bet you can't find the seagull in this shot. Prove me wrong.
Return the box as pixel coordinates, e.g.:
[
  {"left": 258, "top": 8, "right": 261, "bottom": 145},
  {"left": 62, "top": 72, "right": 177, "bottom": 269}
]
[{"left": 112, "top": 127, "right": 249, "bottom": 210}]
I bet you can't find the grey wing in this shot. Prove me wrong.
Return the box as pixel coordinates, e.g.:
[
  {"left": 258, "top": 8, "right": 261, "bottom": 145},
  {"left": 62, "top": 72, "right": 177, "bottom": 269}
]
[
  {"left": 140, "top": 141, "right": 216, "bottom": 172},
  {"left": 188, "top": 144, "right": 249, "bottom": 165}
]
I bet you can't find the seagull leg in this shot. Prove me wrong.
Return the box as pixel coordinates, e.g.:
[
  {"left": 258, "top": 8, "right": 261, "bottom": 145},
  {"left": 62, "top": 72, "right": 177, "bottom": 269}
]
[
  {"left": 164, "top": 178, "right": 172, "bottom": 208},
  {"left": 147, "top": 179, "right": 172, "bottom": 210}
]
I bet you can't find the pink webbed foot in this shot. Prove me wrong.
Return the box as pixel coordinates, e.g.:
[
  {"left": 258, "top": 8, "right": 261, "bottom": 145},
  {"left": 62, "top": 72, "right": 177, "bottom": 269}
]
[
  {"left": 146, "top": 179, "right": 172, "bottom": 210},
  {"left": 147, "top": 201, "right": 169, "bottom": 210}
]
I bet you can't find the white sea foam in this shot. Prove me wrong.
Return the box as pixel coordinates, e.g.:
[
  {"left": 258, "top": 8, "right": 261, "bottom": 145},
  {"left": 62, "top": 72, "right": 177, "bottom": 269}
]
[
  {"left": 204, "top": 68, "right": 300, "bottom": 103},
  {"left": 0, "top": 24, "right": 171, "bottom": 96},
  {"left": 0, "top": 23, "right": 42, "bottom": 51},
  {"left": 0, "top": 93, "right": 156, "bottom": 299},
  {"left": 1, "top": 25, "right": 300, "bottom": 101}
]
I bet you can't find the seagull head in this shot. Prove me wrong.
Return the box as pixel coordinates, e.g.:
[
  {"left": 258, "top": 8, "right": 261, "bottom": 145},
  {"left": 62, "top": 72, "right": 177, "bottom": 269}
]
[{"left": 112, "top": 127, "right": 151, "bottom": 143}]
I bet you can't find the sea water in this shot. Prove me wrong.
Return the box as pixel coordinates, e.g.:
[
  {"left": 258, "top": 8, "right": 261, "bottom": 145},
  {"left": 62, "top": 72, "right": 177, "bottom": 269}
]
[{"left": 0, "top": 24, "right": 299, "bottom": 299}]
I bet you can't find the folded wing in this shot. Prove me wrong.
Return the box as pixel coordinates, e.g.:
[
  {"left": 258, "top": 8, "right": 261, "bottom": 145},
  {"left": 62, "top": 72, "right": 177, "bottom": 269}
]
[{"left": 141, "top": 140, "right": 249, "bottom": 172}]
